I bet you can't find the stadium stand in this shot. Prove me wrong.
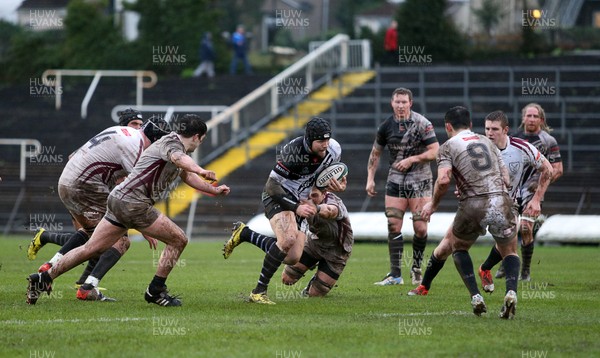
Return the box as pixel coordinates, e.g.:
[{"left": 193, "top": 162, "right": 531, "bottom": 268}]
[{"left": 2, "top": 51, "right": 599, "bottom": 238}]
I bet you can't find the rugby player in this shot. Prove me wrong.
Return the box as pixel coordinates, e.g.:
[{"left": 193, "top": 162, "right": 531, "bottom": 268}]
[
  {"left": 366, "top": 88, "right": 439, "bottom": 286},
  {"left": 225, "top": 117, "right": 345, "bottom": 304},
  {"left": 26, "top": 114, "right": 230, "bottom": 306},
  {"left": 417, "top": 106, "right": 521, "bottom": 318},
  {"left": 224, "top": 186, "right": 353, "bottom": 298},
  {"left": 496, "top": 103, "right": 562, "bottom": 281},
  {"left": 27, "top": 108, "right": 146, "bottom": 257},
  {"left": 408, "top": 111, "right": 552, "bottom": 316}
]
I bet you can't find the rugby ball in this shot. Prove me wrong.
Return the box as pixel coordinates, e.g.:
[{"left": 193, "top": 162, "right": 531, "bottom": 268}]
[{"left": 315, "top": 162, "right": 348, "bottom": 189}]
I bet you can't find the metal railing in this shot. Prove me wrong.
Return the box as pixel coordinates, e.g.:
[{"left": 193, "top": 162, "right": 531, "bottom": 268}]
[
  {"left": 202, "top": 34, "right": 361, "bottom": 164},
  {"left": 308, "top": 39, "right": 372, "bottom": 70},
  {"left": 0, "top": 139, "right": 43, "bottom": 182},
  {"left": 42, "top": 69, "right": 158, "bottom": 119},
  {"left": 0, "top": 138, "right": 43, "bottom": 235}
]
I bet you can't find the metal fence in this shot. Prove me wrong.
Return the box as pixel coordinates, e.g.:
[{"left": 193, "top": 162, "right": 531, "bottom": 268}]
[{"left": 200, "top": 34, "right": 371, "bottom": 165}]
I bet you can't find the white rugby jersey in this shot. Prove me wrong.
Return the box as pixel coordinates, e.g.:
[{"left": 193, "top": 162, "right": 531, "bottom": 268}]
[
  {"left": 58, "top": 126, "right": 144, "bottom": 191},
  {"left": 499, "top": 136, "right": 544, "bottom": 200},
  {"left": 269, "top": 136, "right": 342, "bottom": 201}
]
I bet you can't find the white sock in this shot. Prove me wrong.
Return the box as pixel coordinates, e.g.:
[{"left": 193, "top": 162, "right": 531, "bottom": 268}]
[
  {"left": 84, "top": 275, "right": 99, "bottom": 288},
  {"left": 48, "top": 253, "right": 63, "bottom": 265}
]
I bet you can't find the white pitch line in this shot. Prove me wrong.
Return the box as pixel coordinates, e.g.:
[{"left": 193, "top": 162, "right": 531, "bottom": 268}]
[
  {"left": 1, "top": 317, "right": 150, "bottom": 325},
  {"left": 369, "top": 311, "right": 472, "bottom": 318}
]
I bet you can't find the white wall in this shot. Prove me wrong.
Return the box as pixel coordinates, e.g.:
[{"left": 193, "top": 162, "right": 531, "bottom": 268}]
[{"left": 247, "top": 212, "right": 600, "bottom": 244}]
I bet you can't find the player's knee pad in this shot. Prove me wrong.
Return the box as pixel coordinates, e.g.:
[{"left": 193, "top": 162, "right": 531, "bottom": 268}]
[
  {"left": 282, "top": 265, "right": 304, "bottom": 285},
  {"left": 386, "top": 207, "right": 404, "bottom": 232},
  {"left": 308, "top": 275, "right": 333, "bottom": 297},
  {"left": 411, "top": 211, "right": 426, "bottom": 222},
  {"left": 385, "top": 207, "right": 405, "bottom": 219},
  {"left": 520, "top": 219, "right": 534, "bottom": 235}
]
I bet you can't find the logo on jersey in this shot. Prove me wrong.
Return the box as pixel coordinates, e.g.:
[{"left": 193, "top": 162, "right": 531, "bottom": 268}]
[
  {"left": 509, "top": 162, "right": 520, "bottom": 175},
  {"left": 274, "top": 162, "right": 291, "bottom": 177}
]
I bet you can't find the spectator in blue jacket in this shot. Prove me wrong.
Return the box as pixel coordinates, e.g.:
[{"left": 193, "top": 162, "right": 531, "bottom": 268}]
[{"left": 229, "top": 25, "right": 252, "bottom": 75}]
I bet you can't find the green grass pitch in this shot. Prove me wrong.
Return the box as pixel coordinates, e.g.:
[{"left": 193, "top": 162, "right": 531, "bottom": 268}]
[{"left": 1, "top": 236, "right": 599, "bottom": 357}]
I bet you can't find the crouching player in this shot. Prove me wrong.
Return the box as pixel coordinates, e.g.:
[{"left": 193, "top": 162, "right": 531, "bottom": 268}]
[{"left": 224, "top": 185, "right": 353, "bottom": 297}]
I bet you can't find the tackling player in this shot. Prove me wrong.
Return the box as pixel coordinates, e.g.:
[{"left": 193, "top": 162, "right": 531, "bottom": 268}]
[
  {"left": 225, "top": 117, "right": 345, "bottom": 304},
  {"left": 224, "top": 186, "right": 353, "bottom": 298}
]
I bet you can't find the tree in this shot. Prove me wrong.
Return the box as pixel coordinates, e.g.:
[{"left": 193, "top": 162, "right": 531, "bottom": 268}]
[
  {"left": 126, "top": 0, "right": 223, "bottom": 74},
  {"left": 0, "top": 28, "right": 64, "bottom": 83},
  {"left": 396, "top": 0, "right": 466, "bottom": 62},
  {"left": 472, "top": 0, "right": 504, "bottom": 38},
  {"left": 62, "top": 0, "right": 133, "bottom": 69}
]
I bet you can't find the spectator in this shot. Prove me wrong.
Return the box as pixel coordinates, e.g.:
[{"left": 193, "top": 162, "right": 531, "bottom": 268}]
[
  {"left": 384, "top": 20, "right": 398, "bottom": 65},
  {"left": 229, "top": 25, "right": 252, "bottom": 75},
  {"left": 193, "top": 32, "right": 216, "bottom": 78}
]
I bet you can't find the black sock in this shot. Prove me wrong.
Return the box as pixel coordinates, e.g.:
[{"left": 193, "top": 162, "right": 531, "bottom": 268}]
[
  {"left": 521, "top": 242, "right": 534, "bottom": 274},
  {"left": 149, "top": 275, "right": 167, "bottom": 293},
  {"left": 412, "top": 235, "right": 427, "bottom": 270},
  {"left": 41, "top": 231, "right": 72, "bottom": 246},
  {"left": 503, "top": 254, "right": 521, "bottom": 293},
  {"left": 388, "top": 233, "right": 403, "bottom": 277},
  {"left": 421, "top": 253, "right": 446, "bottom": 290},
  {"left": 58, "top": 231, "right": 89, "bottom": 255},
  {"left": 88, "top": 247, "right": 122, "bottom": 281},
  {"left": 76, "top": 258, "right": 99, "bottom": 285},
  {"left": 481, "top": 246, "right": 503, "bottom": 271},
  {"left": 243, "top": 227, "right": 277, "bottom": 253},
  {"left": 253, "top": 244, "right": 287, "bottom": 294},
  {"left": 240, "top": 227, "right": 252, "bottom": 242},
  {"left": 452, "top": 250, "right": 480, "bottom": 297}
]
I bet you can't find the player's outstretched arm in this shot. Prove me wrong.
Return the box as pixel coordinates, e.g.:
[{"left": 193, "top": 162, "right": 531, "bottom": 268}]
[
  {"left": 170, "top": 151, "right": 216, "bottom": 182},
  {"left": 180, "top": 171, "right": 230, "bottom": 196}
]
